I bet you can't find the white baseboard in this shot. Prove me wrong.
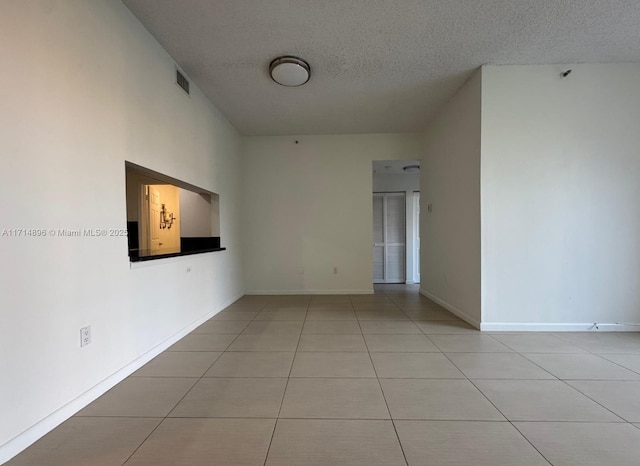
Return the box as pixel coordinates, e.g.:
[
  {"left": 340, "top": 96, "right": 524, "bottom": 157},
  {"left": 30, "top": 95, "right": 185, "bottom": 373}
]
[
  {"left": 480, "top": 322, "right": 640, "bottom": 332},
  {"left": 416, "top": 290, "right": 640, "bottom": 332},
  {"left": 0, "top": 293, "right": 243, "bottom": 465},
  {"left": 405, "top": 280, "right": 415, "bottom": 285},
  {"left": 244, "top": 289, "right": 374, "bottom": 295},
  {"left": 419, "top": 289, "right": 481, "bottom": 330}
]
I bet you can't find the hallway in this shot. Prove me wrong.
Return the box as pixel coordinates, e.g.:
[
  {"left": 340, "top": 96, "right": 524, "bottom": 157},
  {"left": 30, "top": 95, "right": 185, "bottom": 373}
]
[{"left": 9, "top": 289, "right": 640, "bottom": 465}]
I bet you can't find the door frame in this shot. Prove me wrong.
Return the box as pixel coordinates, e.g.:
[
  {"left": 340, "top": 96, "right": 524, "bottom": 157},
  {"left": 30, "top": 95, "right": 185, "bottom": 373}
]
[{"left": 373, "top": 192, "right": 406, "bottom": 284}]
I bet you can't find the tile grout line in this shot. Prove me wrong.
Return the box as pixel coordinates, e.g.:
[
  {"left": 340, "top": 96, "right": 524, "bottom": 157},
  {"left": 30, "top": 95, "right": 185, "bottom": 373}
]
[
  {"left": 555, "top": 378, "right": 631, "bottom": 424},
  {"left": 411, "top": 309, "right": 555, "bottom": 465},
  {"left": 442, "top": 351, "right": 554, "bottom": 466},
  {"left": 123, "top": 299, "right": 269, "bottom": 464},
  {"left": 357, "top": 291, "right": 410, "bottom": 466},
  {"left": 262, "top": 297, "right": 310, "bottom": 466}
]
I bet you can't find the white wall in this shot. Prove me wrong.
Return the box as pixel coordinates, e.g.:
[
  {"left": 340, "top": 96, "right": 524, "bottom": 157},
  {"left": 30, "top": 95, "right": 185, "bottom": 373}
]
[
  {"left": 481, "top": 64, "right": 640, "bottom": 329},
  {"left": 420, "top": 71, "right": 482, "bottom": 326},
  {"left": 179, "top": 189, "right": 214, "bottom": 237},
  {"left": 243, "top": 134, "right": 422, "bottom": 294},
  {"left": 0, "top": 1, "right": 244, "bottom": 461},
  {"left": 373, "top": 171, "right": 421, "bottom": 283}
]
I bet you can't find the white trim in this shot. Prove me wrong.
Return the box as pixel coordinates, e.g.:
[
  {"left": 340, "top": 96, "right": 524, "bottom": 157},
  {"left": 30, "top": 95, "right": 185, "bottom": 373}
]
[
  {"left": 405, "top": 280, "right": 415, "bottom": 285},
  {"left": 481, "top": 322, "right": 640, "bottom": 332},
  {"left": 412, "top": 191, "right": 420, "bottom": 283},
  {"left": 419, "top": 289, "right": 481, "bottom": 329},
  {"left": 0, "top": 293, "right": 243, "bottom": 465},
  {"left": 245, "top": 289, "right": 374, "bottom": 295}
]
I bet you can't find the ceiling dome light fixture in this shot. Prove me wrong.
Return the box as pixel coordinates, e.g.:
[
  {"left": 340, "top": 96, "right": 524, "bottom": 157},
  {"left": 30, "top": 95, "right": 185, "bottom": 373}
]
[
  {"left": 403, "top": 165, "right": 420, "bottom": 173},
  {"left": 269, "top": 56, "right": 310, "bottom": 87}
]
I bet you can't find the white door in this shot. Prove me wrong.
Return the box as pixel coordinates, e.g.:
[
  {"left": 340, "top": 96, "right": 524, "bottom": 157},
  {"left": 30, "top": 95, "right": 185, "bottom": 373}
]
[
  {"left": 148, "top": 186, "right": 161, "bottom": 253},
  {"left": 373, "top": 193, "right": 406, "bottom": 283},
  {"left": 414, "top": 192, "right": 420, "bottom": 283}
]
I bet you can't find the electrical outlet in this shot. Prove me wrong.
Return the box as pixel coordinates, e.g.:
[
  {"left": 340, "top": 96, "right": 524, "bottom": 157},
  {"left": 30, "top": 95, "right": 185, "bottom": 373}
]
[
  {"left": 80, "top": 326, "right": 91, "bottom": 347},
  {"left": 186, "top": 266, "right": 192, "bottom": 273}
]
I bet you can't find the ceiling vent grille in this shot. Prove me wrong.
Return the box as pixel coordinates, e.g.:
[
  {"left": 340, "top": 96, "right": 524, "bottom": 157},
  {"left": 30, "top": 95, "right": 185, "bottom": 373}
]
[{"left": 176, "top": 69, "right": 190, "bottom": 95}]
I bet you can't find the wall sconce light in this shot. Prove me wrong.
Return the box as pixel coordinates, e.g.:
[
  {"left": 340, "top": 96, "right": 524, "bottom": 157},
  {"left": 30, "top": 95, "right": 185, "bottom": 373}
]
[{"left": 160, "top": 203, "right": 176, "bottom": 229}]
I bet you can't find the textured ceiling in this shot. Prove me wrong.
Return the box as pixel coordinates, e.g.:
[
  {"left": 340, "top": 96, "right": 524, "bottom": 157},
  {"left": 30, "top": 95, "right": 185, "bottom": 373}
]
[{"left": 122, "top": 0, "right": 640, "bottom": 135}]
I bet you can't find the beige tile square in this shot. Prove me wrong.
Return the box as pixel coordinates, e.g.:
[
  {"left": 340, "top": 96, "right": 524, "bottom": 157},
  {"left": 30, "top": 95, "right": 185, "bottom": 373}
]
[
  {"left": 266, "top": 420, "right": 405, "bottom": 466},
  {"left": 267, "top": 295, "right": 310, "bottom": 303},
  {"left": 256, "top": 309, "right": 307, "bottom": 321},
  {"left": 352, "top": 303, "right": 400, "bottom": 311},
  {"left": 167, "top": 333, "right": 236, "bottom": 351},
  {"left": 515, "top": 422, "right": 640, "bottom": 466},
  {"left": 227, "top": 333, "right": 300, "bottom": 351},
  {"left": 523, "top": 353, "right": 640, "bottom": 380},
  {"left": 567, "top": 380, "right": 640, "bottom": 422},
  {"left": 380, "top": 379, "right": 504, "bottom": 420},
  {"left": 349, "top": 290, "right": 391, "bottom": 303},
  {"left": 310, "top": 295, "right": 351, "bottom": 304},
  {"left": 446, "top": 353, "right": 555, "bottom": 379},
  {"left": 356, "top": 310, "right": 407, "bottom": 320},
  {"left": 600, "top": 353, "right": 640, "bottom": 373},
  {"left": 7, "top": 417, "right": 161, "bottom": 466},
  {"left": 359, "top": 320, "right": 421, "bottom": 334},
  {"left": 371, "top": 352, "right": 464, "bottom": 378},
  {"left": 349, "top": 296, "right": 392, "bottom": 304},
  {"left": 474, "top": 380, "right": 621, "bottom": 422},
  {"left": 77, "top": 377, "right": 197, "bottom": 417},
  {"left": 192, "top": 320, "right": 249, "bottom": 333},
  {"left": 398, "top": 302, "right": 447, "bottom": 311},
  {"left": 262, "top": 304, "right": 309, "bottom": 312},
  {"left": 169, "top": 378, "right": 287, "bottom": 418},
  {"left": 308, "top": 300, "right": 353, "bottom": 308},
  {"left": 126, "top": 418, "right": 275, "bottom": 466},
  {"left": 242, "top": 320, "right": 303, "bottom": 335},
  {"left": 133, "top": 351, "right": 221, "bottom": 377},
  {"left": 491, "top": 334, "right": 587, "bottom": 353},
  {"left": 430, "top": 335, "right": 512, "bottom": 353},
  {"left": 291, "top": 352, "right": 376, "bottom": 378},
  {"left": 205, "top": 352, "right": 294, "bottom": 378},
  {"left": 553, "top": 332, "right": 640, "bottom": 354},
  {"left": 280, "top": 378, "right": 389, "bottom": 419},
  {"left": 395, "top": 421, "right": 549, "bottom": 466},
  {"left": 302, "top": 320, "right": 362, "bottom": 334},
  {"left": 306, "top": 310, "right": 357, "bottom": 321},
  {"left": 404, "top": 309, "right": 461, "bottom": 320},
  {"left": 297, "top": 334, "right": 367, "bottom": 352},
  {"left": 212, "top": 310, "right": 259, "bottom": 321},
  {"left": 364, "top": 334, "right": 440, "bottom": 352},
  {"left": 415, "top": 320, "right": 479, "bottom": 334}
]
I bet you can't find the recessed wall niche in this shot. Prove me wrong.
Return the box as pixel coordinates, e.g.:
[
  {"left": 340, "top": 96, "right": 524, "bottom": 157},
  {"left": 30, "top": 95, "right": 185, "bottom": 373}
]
[{"left": 125, "top": 162, "right": 223, "bottom": 261}]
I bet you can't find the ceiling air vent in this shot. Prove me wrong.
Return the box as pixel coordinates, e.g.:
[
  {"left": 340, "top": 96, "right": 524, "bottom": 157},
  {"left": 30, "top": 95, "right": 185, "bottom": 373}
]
[{"left": 176, "top": 69, "right": 190, "bottom": 95}]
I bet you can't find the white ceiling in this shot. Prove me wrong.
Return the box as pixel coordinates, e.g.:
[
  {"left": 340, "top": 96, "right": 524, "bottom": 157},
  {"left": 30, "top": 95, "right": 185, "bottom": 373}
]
[{"left": 123, "top": 0, "right": 640, "bottom": 136}]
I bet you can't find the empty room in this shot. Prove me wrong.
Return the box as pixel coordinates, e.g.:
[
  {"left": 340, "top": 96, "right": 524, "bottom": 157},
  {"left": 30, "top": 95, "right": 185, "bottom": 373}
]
[{"left": 1, "top": 1, "right": 640, "bottom": 465}]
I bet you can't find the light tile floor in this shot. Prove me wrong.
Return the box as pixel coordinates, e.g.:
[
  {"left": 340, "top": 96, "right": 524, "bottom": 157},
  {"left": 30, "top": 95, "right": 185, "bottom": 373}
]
[{"left": 8, "top": 285, "right": 640, "bottom": 465}]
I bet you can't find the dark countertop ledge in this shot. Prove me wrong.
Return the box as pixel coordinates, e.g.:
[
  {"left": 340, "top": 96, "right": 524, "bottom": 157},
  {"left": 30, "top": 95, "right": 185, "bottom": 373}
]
[{"left": 129, "top": 247, "right": 226, "bottom": 262}]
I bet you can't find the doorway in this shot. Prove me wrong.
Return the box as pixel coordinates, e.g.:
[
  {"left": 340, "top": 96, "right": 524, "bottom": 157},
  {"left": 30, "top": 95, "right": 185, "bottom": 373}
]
[
  {"left": 373, "top": 192, "right": 406, "bottom": 283},
  {"left": 139, "top": 184, "right": 181, "bottom": 254},
  {"left": 372, "top": 160, "right": 420, "bottom": 284}
]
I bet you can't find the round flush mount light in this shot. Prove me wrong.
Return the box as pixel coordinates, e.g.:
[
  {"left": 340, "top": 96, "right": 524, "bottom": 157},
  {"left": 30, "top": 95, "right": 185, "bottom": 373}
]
[
  {"left": 403, "top": 165, "right": 420, "bottom": 173},
  {"left": 269, "top": 56, "right": 310, "bottom": 87}
]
